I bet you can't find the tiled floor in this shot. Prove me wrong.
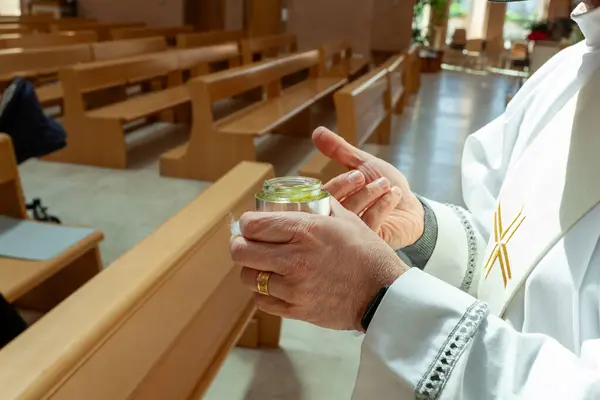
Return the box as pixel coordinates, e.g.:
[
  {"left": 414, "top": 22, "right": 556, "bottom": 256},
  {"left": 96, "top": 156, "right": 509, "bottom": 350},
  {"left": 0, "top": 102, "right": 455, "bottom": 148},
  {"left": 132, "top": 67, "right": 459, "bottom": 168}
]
[{"left": 17, "top": 70, "right": 511, "bottom": 399}]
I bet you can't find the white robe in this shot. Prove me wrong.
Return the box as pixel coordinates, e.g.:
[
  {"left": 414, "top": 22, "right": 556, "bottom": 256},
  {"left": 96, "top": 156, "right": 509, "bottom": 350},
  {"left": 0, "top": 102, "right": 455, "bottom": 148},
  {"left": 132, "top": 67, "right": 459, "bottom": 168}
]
[{"left": 353, "top": 5, "right": 600, "bottom": 399}]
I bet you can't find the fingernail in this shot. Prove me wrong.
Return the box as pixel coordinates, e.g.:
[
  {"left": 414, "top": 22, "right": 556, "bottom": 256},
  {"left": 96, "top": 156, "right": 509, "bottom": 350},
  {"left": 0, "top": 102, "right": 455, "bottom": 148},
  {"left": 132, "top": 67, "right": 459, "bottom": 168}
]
[
  {"left": 392, "top": 187, "right": 403, "bottom": 197},
  {"left": 349, "top": 170, "right": 363, "bottom": 184},
  {"left": 374, "top": 177, "right": 389, "bottom": 188}
]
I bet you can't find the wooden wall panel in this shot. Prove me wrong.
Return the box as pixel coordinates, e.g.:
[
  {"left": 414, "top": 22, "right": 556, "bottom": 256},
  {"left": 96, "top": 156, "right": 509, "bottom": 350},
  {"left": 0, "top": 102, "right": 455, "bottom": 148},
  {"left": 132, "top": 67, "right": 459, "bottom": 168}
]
[
  {"left": 287, "top": 0, "right": 373, "bottom": 56},
  {"left": 78, "top": 0, "right": 184, "bottom": 26},
  {"left": 370, "top": 0, "right": 417, "bottom": 53}
]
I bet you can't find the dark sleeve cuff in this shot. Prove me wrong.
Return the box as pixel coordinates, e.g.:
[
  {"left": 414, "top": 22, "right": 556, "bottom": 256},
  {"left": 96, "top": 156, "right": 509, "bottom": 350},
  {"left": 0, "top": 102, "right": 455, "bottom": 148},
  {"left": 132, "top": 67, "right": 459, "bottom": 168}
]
[{"left": 396, "top": 195, "right": 438, "bottom": 270}]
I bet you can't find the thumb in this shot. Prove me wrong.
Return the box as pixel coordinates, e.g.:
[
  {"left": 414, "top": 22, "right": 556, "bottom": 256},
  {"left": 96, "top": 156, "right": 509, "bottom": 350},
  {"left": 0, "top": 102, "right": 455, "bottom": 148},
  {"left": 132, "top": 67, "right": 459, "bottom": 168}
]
[{"left": 312, "top": 127, "right": 371, "bottom": 169}]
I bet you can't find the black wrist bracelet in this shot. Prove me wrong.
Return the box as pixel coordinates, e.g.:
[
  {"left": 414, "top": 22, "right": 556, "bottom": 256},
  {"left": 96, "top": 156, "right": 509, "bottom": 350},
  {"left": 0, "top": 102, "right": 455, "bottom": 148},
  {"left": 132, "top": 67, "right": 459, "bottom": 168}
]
[{"left": 360, "top": 286, "right": 390, "bottom": 332}]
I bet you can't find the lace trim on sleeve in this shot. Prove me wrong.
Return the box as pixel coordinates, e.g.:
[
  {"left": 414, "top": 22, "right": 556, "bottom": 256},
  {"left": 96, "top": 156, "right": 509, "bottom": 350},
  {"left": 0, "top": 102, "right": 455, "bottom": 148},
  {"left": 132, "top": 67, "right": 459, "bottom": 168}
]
[
  {"left": 446, "top": 204, "right": 478, "bottom": 293},
  {"left": 415, "top": 301, "right": 488, "bottom": 400}
]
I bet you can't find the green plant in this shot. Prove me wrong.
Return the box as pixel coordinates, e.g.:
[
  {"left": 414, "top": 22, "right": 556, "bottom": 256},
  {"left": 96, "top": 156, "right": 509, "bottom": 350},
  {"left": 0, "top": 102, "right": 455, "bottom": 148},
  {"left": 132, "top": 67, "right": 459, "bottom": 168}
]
[
  {"left": 528, "top": 20, "right": 550, "bottom": 32},
  {"left": 449, "top": 2, "right": 466, "bottom": 18}
]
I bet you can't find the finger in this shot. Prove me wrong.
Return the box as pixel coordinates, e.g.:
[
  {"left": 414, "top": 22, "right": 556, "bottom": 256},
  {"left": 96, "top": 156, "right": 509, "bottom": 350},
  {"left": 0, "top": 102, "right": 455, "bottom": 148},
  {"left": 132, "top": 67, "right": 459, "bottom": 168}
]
[
  {"left": 362, "top": 187, "right": 403, "bottom": 231},
  {"left": 253, "top": 292, "right": 295, "bottom": 319},
  {"left": 239, "top": 211, "right": 318, "bottom": 243},
  {"left": 341, "top": 177, "right": 391, "bottom": 214},
  {"left": 240, "top": 267, "right": 292, "bottom": 302},
  {"left": 312, "top": 127, "right": 372, "bottom": 169},
  {"left": 323, "top": 170, "right": 365, "bottom": 200},
  {"left": 230, "top": 236, "right": 293, "bottom": 274}
]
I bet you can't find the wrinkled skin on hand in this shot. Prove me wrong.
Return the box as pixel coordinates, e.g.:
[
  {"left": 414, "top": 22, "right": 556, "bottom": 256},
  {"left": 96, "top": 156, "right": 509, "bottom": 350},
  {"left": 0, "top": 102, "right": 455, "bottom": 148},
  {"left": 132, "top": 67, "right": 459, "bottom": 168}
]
[
  {"left": 231, "top": 199, "right": 408, "bottom": 332},
  {"left": 314, "top": 127, "right": 425, "bottom": 250}
]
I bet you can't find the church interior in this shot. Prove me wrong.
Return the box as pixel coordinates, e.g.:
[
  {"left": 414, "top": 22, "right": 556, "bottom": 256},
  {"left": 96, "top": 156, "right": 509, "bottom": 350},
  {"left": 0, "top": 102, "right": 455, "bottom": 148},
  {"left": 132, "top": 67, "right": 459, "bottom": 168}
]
[{"left": 0, "top": 0, "right": 580, "bottom": 398}]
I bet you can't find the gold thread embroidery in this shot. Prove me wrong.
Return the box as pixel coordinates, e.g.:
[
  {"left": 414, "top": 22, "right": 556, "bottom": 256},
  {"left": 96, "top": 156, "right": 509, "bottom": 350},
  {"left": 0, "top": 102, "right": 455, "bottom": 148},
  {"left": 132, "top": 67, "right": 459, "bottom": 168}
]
[{"left": 483, "top": 203, "right": 526, "bottom": 287}]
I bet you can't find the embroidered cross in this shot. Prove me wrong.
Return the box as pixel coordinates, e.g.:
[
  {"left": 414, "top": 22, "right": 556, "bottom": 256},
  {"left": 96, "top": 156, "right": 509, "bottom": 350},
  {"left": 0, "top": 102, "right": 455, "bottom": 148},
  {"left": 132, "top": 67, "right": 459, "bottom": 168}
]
[{"left": 483, "top": 203, "right": 526, "bottom": 287}]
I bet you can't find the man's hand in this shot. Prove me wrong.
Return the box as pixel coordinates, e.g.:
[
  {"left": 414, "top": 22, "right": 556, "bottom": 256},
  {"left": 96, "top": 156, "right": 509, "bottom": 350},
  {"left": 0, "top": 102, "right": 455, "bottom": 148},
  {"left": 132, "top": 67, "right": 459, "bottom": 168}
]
[
  {"left": 314, "top": 127, "right": 425, "bottom": 250},
  {"left": 230, "top": 199, "right": 408, "bottom": 332}
]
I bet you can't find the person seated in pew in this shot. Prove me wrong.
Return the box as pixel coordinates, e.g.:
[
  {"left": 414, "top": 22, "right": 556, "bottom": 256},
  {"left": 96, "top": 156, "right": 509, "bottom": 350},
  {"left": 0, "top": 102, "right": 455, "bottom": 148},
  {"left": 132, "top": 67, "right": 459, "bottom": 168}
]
[{"left": 230, "top": 3, "right": 600, "bottom": 398}]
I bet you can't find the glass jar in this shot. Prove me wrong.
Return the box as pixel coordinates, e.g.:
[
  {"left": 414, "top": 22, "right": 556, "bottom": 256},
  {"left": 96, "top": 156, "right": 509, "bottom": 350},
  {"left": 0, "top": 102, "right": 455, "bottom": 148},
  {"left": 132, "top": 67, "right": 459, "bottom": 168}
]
[{"left": 255, "top": 177, "right": 331, "bottom": 215}]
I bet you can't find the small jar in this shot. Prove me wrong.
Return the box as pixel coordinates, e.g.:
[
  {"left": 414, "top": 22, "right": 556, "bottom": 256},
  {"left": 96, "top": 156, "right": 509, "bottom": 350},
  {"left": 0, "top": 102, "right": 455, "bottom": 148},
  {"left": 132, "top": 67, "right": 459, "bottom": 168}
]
[{"left": 255, "top": 177, "right": 331, "bottom": 215}]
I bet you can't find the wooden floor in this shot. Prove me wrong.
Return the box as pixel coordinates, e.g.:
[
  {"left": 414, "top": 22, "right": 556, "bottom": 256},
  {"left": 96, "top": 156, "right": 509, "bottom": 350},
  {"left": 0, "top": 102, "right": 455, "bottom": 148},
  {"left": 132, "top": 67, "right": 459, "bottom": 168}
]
[{"left": 18, "top": 70, "right": 512, "bottom": 399}]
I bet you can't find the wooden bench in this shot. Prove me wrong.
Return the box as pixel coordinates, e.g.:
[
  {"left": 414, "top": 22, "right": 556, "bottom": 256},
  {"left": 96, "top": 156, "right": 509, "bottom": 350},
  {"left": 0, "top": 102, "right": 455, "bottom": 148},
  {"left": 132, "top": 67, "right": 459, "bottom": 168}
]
[
  {"left": 0, "top": 24, "right": 31, "bottom": 34},
  {"left": 0, "top": 134, "right": 103, "bottom": 312},
  {"left": 403, "top": 44, "right": 421, "bottom": 107},
  {"left": 0, "top": 30, "right": 98, "bottom": 49},
  {"left": 0, "top": 44, "right": 93, "bottom": 108},
  {"left": 111, "top": 26, "right": 195, "bottom": 45},
  {"left": 177, "top": 30, "right": 246, "bottom": 49},
  {"left": 240, "top": 33, "right": 297, "bottom": 64},
  {"left": 319, "top": 40, "right": 370, "bottom": 80},
  {"left": 382, "top": 54, "right": 405, "bottom": 114},
  {"left": 90, "top": 36, "right": 168, "bottom": 61},
  {"left": 0, "top": 161, "right": 281, "bottom": 399},
  {"left": 160, "top": 50, "right": 347, "bottom": 181},
  {"left": 51, "top": 22, "right": 146, "bottom": 41},
  {"left": 300, "top": 64, "right": 397, "bottom": 182},
  {"left": 45, "top": 44, "right": 240, "bottom": 168}
]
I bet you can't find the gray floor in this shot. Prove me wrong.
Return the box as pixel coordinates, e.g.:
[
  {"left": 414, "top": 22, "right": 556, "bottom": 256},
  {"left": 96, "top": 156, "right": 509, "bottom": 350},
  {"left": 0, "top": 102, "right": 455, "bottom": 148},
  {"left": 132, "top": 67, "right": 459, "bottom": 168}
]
[{"left": 18, "top": 70, "right": 511, "bottom": 399}]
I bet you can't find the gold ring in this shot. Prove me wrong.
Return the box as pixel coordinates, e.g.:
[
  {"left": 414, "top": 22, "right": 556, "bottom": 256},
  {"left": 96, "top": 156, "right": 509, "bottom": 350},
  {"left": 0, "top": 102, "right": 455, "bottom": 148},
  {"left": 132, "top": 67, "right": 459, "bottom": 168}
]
[{"left": 256, "top": 271, "right": 272, "bottom": 296}]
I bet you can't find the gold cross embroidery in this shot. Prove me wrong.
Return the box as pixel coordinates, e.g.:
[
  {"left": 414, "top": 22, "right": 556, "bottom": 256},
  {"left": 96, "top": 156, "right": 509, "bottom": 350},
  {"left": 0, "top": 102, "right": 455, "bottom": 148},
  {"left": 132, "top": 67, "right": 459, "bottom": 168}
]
[{"left": 483, "top": 203, "right": 526, "bottom": 287}]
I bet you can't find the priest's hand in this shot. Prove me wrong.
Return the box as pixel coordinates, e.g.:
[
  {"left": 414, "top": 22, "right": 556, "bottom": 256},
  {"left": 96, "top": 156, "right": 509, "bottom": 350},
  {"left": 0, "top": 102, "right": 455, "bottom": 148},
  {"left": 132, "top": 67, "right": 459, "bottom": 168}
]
[
  {"left": 313, "top": 127, "right": 424, "bottom": 250},
  {"left": 231, "top": 199, "right": 408, "bottom": 332}
]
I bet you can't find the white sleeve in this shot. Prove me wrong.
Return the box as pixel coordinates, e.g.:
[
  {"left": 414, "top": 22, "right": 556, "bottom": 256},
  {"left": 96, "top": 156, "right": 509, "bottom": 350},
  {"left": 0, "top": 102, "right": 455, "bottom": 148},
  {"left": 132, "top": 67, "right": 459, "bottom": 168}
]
[
  {"left": 353, "top": 268, "right": 600, "bottom": 400},
  {"left": 420, "top": 114, "right": 516, "bottom": 295}
]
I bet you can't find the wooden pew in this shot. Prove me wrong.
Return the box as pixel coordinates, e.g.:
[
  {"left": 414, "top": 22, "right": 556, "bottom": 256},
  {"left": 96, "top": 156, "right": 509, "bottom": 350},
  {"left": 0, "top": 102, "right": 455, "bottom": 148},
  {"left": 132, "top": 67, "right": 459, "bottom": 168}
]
[
  {"left": 51, "top": 22, "right": 146, "bottom": 41},
  {"left": 0, "top": 24, "right": 31, "bottom": 34},
  {"left": 300, "top": 65, "right": 395, "bottom": 182},
  {"left": 177, "top": 30, "right": 246, "bottom": 49},
  {"left": 0, "top": 31, "right": 98, "bottom": 49},
  {"left": 111, "top": 26, "right": 195, "bottom": 45},
  {"left": 0, "top": 44, "right": 93, "bottom": 108},
  {"left": 240, "top": 33, "right": 297, "bottom": 64},
  {"left": 0, "top": 134, "right": 103, "bottom": 312},
  {"left": 0, "top": 161, "right": 281, "bottom": 399},
  {"left": 160, "top": 50, "right": 347, "bottom": 181},
  {"left": 403, "top": 44, "right": 421, "bottom": 106},
  {"left": 319, "top": 40, "right": 370, "bottom": 80},
  {"left": 45, "top": 44, "right": 240, "bottom": 168},
  {"left": 382, "top": 54, "right": 405, "bottom": 114},
  {"left": 90, "top": 36, "right": 168, "bottom": 61}
]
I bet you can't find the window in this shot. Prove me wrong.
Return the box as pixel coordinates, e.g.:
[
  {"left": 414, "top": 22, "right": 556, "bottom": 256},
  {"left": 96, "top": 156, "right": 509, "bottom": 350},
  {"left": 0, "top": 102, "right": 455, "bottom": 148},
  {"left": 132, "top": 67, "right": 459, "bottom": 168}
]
[
  {"left": 0, "top": 0, "right": 21, "bottom": 16},
  {"left": 447, "top": 0, "right": 471, "bottom": 44},
  {"left": 504, "top": 1, "right": 542, "bottom": 43}
]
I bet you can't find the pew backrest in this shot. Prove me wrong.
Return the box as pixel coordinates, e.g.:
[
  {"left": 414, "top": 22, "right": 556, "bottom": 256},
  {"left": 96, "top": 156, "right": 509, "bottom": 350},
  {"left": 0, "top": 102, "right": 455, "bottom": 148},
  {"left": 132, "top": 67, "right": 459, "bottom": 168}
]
[
  {"left": 0, "top": 24, "right": 31, "bottom": 34},
  {"left": 177, "top": 30, "right": 246, "bottom": 49},
  {"left": 0, "top": 161, "right": 274, "bottom": 400},
  {"left": 110, "top": 25, "right": 194, "bottom": 41},
  {"left": 0, "top": 134, "right": 26, "bottom": 218},
  {"left": 381, "top": 54, "right": 404, "bottom": 108},
  {"left": 335, "top": 67, "right": 390, "bottom": 146},
  {"left": 51, "top": 22, "right": 146, "bottom": 40},
  {"left": 90, "top": 36, "right": 168, "bottom": 61},
  {"left": 175, "top": 42, "right": 240, "bottom": 75},
  {"left": 0, "top": 31, "right": 98, "bottom": 49},
  {"left": 240, "top": 33, "right": 297, "bottom": 64},
  {"left": 196, "top": 49, "right": 319, "bottom": 104},
  {"left": 0, "top": 44, "right": 93, "bottom": 82}
]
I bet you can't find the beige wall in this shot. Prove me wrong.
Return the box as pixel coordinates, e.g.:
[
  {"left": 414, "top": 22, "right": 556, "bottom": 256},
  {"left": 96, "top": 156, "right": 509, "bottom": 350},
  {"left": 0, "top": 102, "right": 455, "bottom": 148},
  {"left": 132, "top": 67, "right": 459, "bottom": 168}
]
[
  {"left": 371, "top": 0, "right": 416, "bottom": 52},
  {"left": 287, "top": 0, "right": 374, "bottom": 56},
  {"left": 78, "top": 0, "right": 184, "bottom": 26}
]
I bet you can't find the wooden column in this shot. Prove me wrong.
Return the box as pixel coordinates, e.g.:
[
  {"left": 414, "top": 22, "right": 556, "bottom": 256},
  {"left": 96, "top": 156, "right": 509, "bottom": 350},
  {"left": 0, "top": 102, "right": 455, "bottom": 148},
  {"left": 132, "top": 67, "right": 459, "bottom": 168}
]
[
  {"left": 371, "top": 0, "right": 416, "bottom": 54},
  {"left": 547, "top": 0, "right": 572, "bottom": 20},
  {"left": 249, "top": 0, "right": 282, "bottom": 37}
]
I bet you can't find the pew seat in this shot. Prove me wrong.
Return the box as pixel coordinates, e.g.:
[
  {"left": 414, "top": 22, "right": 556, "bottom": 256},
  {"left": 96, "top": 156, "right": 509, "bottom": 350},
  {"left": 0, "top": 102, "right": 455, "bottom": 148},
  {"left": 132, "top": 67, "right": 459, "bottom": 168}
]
[
  {"left": 86, "top": 85, "right": 189, "bottom": 122},
  {"left": 218, "top": 77, "right": 345, "bottom": 136},
  {"left": 160, "top": 50, "right": 347, "bottom": 181},
  {"left": 320, "top": 40, "right": 370, "bottom": 80},
  {"left": 0, "top": 134, "right": 103, "bottom": 313},
  {"left": 327, "top": 57, "right": 370, "bottom": 79}
]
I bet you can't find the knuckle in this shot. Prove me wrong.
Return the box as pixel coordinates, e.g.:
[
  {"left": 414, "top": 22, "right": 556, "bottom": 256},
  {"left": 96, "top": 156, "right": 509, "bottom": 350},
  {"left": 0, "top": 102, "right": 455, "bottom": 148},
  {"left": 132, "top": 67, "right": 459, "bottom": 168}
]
[
  {"left": 229, "top": 237, "right": 246, "bottom": 262},
  {"left": 239, "top": 213, "right": 260, "bottom": 236}
]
